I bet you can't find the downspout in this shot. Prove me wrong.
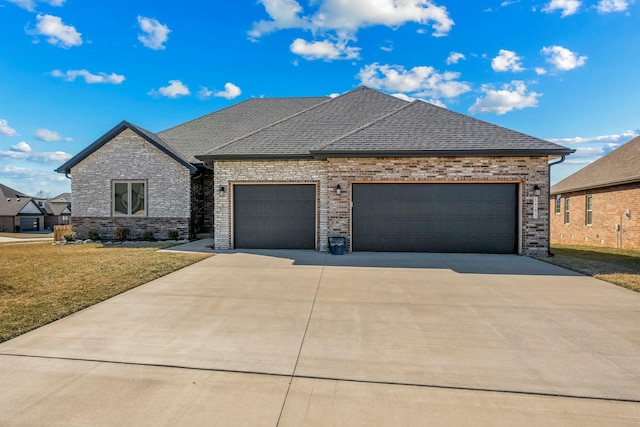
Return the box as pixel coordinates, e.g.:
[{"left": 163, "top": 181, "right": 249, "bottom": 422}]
[{"left": 547, "top": 155, "right": 566, "bottom": 256}]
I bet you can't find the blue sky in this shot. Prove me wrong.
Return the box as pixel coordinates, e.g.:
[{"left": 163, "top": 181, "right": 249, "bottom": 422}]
[{"left": 1, "top": 0, "right": 638, "bottom": 197}]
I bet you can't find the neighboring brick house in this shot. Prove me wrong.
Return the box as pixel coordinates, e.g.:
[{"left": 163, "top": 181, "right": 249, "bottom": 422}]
[
  {"left": 57, "top": 87, "right": 573, "bottom": 255},
  {"left": 550, "top": 136, "right": 640, "bottom": 250},
  {"left": 0, "top": 184, "right": 69, "bottom": 232}
]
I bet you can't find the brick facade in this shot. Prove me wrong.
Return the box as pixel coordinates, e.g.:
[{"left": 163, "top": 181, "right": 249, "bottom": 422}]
[
  {"left": 213, "top": 159, "right": 328, "bottom": 250},
  {"left": 212, "top": 156, "right": 551, "bottom": 255},
  {"left": 550, "top": 182, "right": 640, "bottom": 250},
  {"left": 70, "top": 128, "right": 192, "bottom": 240}
]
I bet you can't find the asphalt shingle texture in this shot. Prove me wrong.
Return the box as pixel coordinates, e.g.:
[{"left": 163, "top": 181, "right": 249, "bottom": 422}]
[
  {"left": 201, "top": 87, "right": 407, "bottom": 159},
  {"left": 314, "top": 100, "right": 571, "bottom": 155},
  {"left": 159, "top": 97, "right": 329, "bottom": 163},
  {"left": 552, "top": 135, "right": 640, "bottom": 194}
]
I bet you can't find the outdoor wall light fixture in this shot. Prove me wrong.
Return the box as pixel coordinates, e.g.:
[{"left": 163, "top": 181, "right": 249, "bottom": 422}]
[
  {"left": 219, "top": 185, "right": 226, "bottom": 194},
  {"left": 533, "top": 184, "right": 541, "bottom": 196},
  {"left": 335, "top": 184, "right": 342, "bottom": 195}
]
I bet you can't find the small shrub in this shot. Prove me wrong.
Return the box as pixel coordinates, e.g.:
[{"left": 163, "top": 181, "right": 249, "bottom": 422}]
[
  {"left": 167, "top": 230, "right": 180, "bottom": 240},
  {"left": 114, "top": 227, "right": 130, "bottom": 241},
  {"left": 63, "top": 232, "right": 77, "bottom": 242},
  {"left": 87, "top": 230, "right": 101, "bottom": 241},
  {"left": 15, "top": 225, "right": 20, "bottom": 233},
  {"left": 140, "top": 230, "right": 156, "bottom": 241}
]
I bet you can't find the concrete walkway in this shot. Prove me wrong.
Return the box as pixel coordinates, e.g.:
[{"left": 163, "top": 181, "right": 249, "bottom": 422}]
[
  {"left": 0, "top": 236, "right": 53, "bottom": 243},
  {"left": 1, "top": 251, "right": 639, "bottom": 425}
]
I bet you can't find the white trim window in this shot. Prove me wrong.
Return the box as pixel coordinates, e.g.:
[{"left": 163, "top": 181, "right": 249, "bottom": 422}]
[
  {"left": 555, "top": 195, "right": 561, "bottom": 214},
  {"left": 564, "top": 197, "right": 570, "bottom": 224},
  {"left": 586, "top": 195, "right": 593, "bottom": 226},
  {"left": 113, "top": 181, "right": 146, "bottom": 216}
]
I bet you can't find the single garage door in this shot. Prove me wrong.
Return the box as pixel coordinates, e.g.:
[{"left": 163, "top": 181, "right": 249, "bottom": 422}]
[
  {"left": 19, "top": 218, "right": 39, "bottom": 232},
  {"left": 234, "top": 184, "right": 316, "bottom": 249},
  {"left": 352, "top": 183, "right": 518, "bottom": 253}
]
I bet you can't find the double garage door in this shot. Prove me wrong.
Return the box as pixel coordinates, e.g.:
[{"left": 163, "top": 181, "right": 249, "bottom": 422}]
[{"left": 233, "top": 183, "right": 518, "bottom": 254}]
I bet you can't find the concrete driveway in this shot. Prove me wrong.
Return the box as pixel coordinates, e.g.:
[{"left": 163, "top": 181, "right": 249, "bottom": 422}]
[{"left": 1, "top": 251, "right": 639, "bottom": 426}]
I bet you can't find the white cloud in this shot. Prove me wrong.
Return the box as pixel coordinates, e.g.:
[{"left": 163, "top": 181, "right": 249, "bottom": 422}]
[
  {"left": 535, "top": 67, "right": 547, "bottom": 75},
  {"left": 197, "top": 87, "right": 214, "bottom": 99},
  {"left": 149, "top": 80, "right": 191, "bottom": 98},
  {"left": 11, "top": 142, "right": 32, "bottom": 152},
  {"left": 446, "top": 51, "right": 465, "bottom": 65},
  {"left": 29, "top": 14, "right": 82, "bottom": 48},
  {"left": 542, "top": 0, "right": 581, "bottom": 17},
  {"left": 548, "top": 129, "right": 639, "bottom": 144},
  {"left": 250, "top": 0, "right": 454, "bottom": 38},
  {"left": 214, "top": 83, "right": 242, "bottom": 100},
  {"left": 34, "top": 128, "right": 71, "bottom": 141},
  {"left": 0, "top": 147, "right": 71, "bottom": 162},
  {"left": 51, "top": 69, "right": 125, "bottom": 84},
  {"left": 597, "top": 0, "right": 631, "bottom": 12},
  {"left": 137, "top": 16, "right": 170, "bottom": 50},
  {"left": 0, "top": 119, "right": 18, "bottom": 136},
  {"left": 542, "top": 45, "right": 587, "bottom": 71},
  {"left": 358, "top": 63, "right": 471, "bottom": 101},
  {"left": 32, "top": 151, "right": 72, "bottom": 162},
  {"left": 491, "top": 49, "right": 525, "bottom": 72},
  {"left": 290, "top": 36, "right": 360, "bottom": 60},
  {"left": 468, "top": 81, "right": 541, "bottom": 115},
  {"left": 7, "top": 0, "right": 65, "bottom": 12}
]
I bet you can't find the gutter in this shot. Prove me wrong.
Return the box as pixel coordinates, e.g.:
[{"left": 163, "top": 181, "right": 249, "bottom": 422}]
[{"left": 547, "top": 155, "right": 566, "bottom": 256}]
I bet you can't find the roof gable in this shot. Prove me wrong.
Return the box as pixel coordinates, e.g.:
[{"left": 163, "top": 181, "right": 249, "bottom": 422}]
[
  {"left": 312, "top": 100, "right": 573, "bottom": 157},
  {"left": 552, "top": 135, "right": 640, "bottom": 194},
  {"left": 19, "top": 200, "right": 44, "bottom": 215},
  {"left": 198, "top": 86, "right": 408, "bottom": 160},
  {"left": 56, "top": 121, "right": 197, "bottom": 175}
]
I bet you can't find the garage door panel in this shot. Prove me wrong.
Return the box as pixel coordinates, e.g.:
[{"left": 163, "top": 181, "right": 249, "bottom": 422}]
[
  {"left": 352, "top": 183, "right": 518, "bottom": 254},
  {"left": 234, "top": 184, "right": 316, "bottom": 249}
]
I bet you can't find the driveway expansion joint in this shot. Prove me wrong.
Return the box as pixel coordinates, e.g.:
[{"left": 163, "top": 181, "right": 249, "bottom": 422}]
[{"left": 3, "top": 352, "right": 638, "bottom": 405}]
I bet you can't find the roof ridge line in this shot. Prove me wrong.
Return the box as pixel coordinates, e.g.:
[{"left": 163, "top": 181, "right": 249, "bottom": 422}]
[
  {"left": 197, "top": 95, "right": 338, "bottom": 157},
  {"left": 310, "top": 100, "right": 417, "bottom": 152}
]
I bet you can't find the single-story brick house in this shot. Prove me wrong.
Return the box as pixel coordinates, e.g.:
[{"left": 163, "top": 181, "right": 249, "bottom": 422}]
[
  {"left": 550, "top": 135, "right": 640, "bottom": 250},
  {"left": 57, "top": 87, "right": 573, "bottom": 255}
]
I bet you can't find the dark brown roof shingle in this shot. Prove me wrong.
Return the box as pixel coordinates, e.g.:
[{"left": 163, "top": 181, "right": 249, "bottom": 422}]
[{"left": 551, "top": 135, "right": 640, "bottom": 194}]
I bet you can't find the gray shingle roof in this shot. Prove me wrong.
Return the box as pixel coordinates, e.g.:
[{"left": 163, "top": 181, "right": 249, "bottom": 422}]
[
  {"left": 198, "top": 87, "right": 408, "bottom": 160},
  {"left": 551, "top": 135, "right": 640, "bottom": 194},
  {"left": 0, "top": 184, "right": 39, "bottom": 217},
  {"left": 159, "top": 96, "right": 329, "bottom": 163},
  {"left": 56, "top": 121, "right": 196, "bottom": 175},
  {"left": 312, "top": 100, "right": 573, "bottom": 157}
]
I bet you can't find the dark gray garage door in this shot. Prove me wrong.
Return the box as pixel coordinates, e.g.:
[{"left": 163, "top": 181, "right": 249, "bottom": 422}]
[
  {"left": 19, "top": 218, "right": 39, "bottom": 232},
  {"left": 352, "top": 183, "right": 518, "bottom": 253},
  {"left": 234, "top": 184, "right": 316, "bottom": 249}
]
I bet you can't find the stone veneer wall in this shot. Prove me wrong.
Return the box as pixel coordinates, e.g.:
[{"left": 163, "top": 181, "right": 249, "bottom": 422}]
[
  {"left": 70, "top": 128, "right": 192, "bottom": 240},
  {"left": 213, "top": 156, "right": 550, "bottom": 255},
  {"left": 550, "top": 182, "right": 640, "bottom": 250}
]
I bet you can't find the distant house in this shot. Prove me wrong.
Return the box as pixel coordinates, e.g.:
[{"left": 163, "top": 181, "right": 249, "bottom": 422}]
[
  {"left": 56, "top": 86, "right": 573, "bottom": 255},
  {"left": 43, "top": 193, "right": 72, "bottom": 229},
  {"left": 0, "top": 185, "right": 71, "bottom": 232},
  {"left": 550, "top": 136, "right": 640, "bottom": 250},
  {"left": 0, "top": 184, "right": 45, "bottom": 232}
]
